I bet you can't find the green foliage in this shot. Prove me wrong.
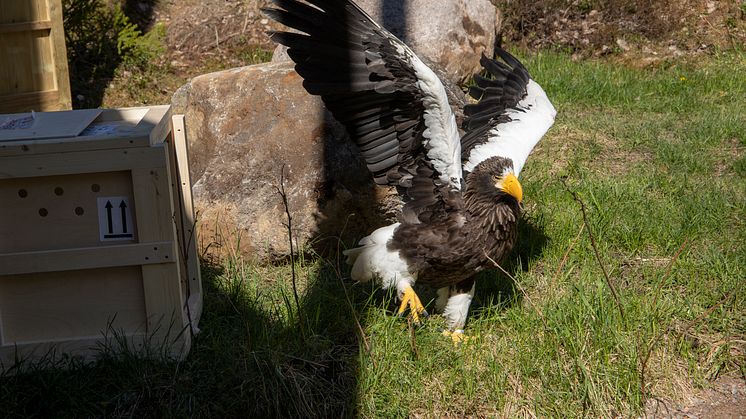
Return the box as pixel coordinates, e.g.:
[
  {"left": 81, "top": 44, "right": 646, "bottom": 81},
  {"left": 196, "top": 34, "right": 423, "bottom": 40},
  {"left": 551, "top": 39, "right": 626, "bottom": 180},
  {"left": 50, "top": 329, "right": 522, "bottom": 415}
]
[
  {"left": 111, "top": 5, "right": 141, "bottom": 56},
  {"left": 63, "top": 0, "right": 165, "bottom": 108},
  {"left": 112, "top": 7, "right": 166, "bottom": 68}
]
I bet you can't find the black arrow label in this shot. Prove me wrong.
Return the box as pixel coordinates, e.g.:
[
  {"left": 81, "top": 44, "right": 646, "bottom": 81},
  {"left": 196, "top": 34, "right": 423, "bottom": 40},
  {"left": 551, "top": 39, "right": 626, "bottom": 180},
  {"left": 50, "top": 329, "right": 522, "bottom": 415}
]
[
  {"left": 101, "top": 197, "right": 134, "bottom": 240},
  {"left": 119, "top": 200, "right": 128, "bottom": 233},
  {"left": 105, "top": 200, "right": 114, "bottom": 233}
]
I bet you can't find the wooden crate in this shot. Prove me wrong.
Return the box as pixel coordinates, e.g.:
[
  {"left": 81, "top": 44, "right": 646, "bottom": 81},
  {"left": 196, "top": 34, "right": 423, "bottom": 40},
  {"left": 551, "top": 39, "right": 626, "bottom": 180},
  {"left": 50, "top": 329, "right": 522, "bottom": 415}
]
[
  {"left": 0, "top": 0, "right": 72, "bottom": 113},
  {"left": 0, "top": 105, "right": 202, "bottom": 368}
]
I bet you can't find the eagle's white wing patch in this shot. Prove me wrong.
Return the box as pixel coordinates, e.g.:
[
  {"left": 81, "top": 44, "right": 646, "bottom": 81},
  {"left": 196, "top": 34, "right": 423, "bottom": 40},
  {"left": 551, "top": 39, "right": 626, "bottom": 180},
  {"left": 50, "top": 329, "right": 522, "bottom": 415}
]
[
  {"left": 409, "top": 52, "right": 462, "bottom": 189},
  {"left": 463, "top": 80, "right": 556, "bottom": 177}
]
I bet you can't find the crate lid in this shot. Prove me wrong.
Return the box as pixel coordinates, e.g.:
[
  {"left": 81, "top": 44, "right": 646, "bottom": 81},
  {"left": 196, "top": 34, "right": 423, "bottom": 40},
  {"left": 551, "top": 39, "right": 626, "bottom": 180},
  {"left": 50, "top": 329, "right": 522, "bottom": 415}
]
[
  {"left": 0, "top": 109, "right": 102, "bottom": 141},
  {"left": 0, "top": 106, "right": 172, "bottom": 154}
]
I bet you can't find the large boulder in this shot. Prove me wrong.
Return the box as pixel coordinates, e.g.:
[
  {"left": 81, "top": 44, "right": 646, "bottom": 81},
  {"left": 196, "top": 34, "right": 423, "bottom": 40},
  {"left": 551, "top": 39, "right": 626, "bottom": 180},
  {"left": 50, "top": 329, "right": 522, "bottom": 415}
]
[
  {"left": 271, "top": 0, "right": 501, "bottom": 85},
  {"left": 172, "top": 61, "right": 401, "bottom": 261},
  {"left": 174, "top": 2, "right": 501, "bottom": 261}
]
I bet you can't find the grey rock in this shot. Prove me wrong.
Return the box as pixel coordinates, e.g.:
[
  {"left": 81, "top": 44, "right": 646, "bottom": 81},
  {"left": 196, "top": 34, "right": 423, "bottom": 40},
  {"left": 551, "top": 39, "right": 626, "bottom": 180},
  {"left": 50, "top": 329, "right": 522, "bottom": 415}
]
[
  {"left": 271, "top": 0, "right": 501, "bottom": 85},
  {"left": 172, "top": 61, "right": 400, "bottom": 261}
]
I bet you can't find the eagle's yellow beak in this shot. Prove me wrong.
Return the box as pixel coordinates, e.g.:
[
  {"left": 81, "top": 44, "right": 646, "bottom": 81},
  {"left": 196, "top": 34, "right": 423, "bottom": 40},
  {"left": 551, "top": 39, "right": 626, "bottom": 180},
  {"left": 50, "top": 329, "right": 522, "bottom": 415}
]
[{"left": 500, "top": 173, "right": 523, "bottom": 203}]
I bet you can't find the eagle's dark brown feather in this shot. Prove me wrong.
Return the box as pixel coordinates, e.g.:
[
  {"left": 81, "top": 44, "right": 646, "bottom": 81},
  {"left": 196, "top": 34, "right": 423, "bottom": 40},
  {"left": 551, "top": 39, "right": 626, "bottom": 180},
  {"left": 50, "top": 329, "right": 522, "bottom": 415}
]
[{"left": 392, "top": 156, "right": 519, "bottom": 289}]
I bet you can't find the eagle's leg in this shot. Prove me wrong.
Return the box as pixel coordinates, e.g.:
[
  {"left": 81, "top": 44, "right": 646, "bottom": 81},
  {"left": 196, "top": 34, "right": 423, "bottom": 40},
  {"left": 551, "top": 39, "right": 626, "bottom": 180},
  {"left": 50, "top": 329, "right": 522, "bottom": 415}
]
[
  {"left": 436, "top": 277, "right": 476, "bottom": 344},
  {"left": 396, "top": 282, "right": 429, "bottom": 324}
]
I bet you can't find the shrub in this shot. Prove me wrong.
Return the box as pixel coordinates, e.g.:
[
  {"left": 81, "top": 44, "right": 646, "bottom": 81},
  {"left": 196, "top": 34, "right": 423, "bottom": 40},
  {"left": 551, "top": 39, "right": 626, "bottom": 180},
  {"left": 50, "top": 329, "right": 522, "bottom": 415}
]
[{"left": 62, "top": 0, "right": 164, "bottom": 108}]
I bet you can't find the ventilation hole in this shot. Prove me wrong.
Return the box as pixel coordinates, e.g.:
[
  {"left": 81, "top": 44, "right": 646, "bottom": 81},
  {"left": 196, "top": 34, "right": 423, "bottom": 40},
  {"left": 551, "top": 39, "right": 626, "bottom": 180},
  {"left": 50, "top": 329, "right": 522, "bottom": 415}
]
[
  {"left": 75, "top": 207, "right": 84, "bottom": 216},
  {"left": 153, "top": 247, "right": 158, "bottom": 251},
  {"left": 54, "top": 187, "right": 64, "bottom": 196},
  {"left": 145, "top": 256, "right": 149, "bottom": 260},
  {"left": 39, "top": 208, "right": 48, "bottom": 217},
  {"left": 91, "top": 184, "right": 100, "bottom": 192},
  {"left": 18, "top": 189, "right": 28, "bottom": 198},
  {"left": 164, "top": 255, "right": 169, "bottom": 259}
]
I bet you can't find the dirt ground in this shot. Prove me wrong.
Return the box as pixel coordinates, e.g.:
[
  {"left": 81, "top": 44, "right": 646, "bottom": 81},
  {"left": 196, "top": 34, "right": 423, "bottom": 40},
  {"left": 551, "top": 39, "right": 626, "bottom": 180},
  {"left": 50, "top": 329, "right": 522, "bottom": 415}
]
[
  {"left": 135, "top": 0, "right": 744, "bottom": 416},
  {"left": 644, "top": 374, "right": 746, "bottom": 419},
  {"left": 155, "top": 0, "right": 279, "bottom": 69}
]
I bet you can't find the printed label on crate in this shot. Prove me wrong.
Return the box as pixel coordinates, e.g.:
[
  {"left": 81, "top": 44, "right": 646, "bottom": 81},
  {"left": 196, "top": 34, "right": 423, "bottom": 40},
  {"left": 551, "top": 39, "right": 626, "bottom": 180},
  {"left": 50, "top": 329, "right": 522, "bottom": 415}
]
[{"left": 97, "top": 197, "right": 135, "bottom": 241}]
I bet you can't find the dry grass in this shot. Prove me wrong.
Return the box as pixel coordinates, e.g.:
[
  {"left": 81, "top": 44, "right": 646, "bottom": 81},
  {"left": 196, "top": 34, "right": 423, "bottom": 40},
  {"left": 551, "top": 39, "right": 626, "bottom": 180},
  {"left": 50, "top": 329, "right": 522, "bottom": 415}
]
[{"left": 494, "top": 0, "right": 746, "bottom": 57}]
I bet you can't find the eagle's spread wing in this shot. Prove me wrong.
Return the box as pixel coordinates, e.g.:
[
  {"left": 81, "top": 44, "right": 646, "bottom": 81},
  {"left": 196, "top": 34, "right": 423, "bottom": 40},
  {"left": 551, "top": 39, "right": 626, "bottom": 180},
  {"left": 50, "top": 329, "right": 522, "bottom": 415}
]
[
  {"left": 461, "top": 49, "right": 557, "bottom": 177},
  {"left": 264, "top": 0, "right": 462, "bottom": 223}
]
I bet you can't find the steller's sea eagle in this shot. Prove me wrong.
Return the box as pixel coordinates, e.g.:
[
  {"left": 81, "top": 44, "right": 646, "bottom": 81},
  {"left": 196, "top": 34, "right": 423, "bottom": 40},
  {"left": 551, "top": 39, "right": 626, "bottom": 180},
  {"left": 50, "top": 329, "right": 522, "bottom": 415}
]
[{"left": 264, "top": 0, "right": 556, "bottom": 340}]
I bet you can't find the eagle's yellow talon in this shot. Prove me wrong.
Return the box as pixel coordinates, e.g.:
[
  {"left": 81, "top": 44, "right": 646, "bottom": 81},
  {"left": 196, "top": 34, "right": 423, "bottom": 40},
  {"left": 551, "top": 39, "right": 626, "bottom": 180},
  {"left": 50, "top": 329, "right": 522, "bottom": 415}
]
[
  {"left": 398, "top": 285, "right": 428, "bottom": 324},
  {"left": 442, "top": 329, "right": 471, "bottom": 346}
]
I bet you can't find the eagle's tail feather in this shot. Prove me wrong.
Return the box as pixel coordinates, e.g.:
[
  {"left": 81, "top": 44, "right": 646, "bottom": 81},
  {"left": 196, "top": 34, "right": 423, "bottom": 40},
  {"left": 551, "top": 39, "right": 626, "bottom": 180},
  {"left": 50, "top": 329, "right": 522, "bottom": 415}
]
[
  {"left": 343, "top": 244, "right": 375, "bottom": 282},
  {"left": 342, "top": 223, "right": 407, "bottom": 287}
]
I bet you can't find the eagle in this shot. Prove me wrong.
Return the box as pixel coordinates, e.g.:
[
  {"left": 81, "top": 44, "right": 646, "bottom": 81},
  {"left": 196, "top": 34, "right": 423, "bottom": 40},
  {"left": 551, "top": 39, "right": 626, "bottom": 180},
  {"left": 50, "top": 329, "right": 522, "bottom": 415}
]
[{"left": 264, "top": 0, "right": 556, "bottom": 339}]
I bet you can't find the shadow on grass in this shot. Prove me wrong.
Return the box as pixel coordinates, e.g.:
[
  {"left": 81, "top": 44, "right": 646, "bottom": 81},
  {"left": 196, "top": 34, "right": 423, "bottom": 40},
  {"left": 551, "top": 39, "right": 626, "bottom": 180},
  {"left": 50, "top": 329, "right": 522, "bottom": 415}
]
[{"left": 0, "top": 262, "right": 366, "bottom": 417}]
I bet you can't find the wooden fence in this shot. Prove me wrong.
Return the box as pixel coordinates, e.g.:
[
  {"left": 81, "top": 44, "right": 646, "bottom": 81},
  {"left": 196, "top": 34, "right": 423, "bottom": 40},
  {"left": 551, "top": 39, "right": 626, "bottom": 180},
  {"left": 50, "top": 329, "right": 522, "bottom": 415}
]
[{"left": 0, "top": 0, "right": 72, "bottom": 113}]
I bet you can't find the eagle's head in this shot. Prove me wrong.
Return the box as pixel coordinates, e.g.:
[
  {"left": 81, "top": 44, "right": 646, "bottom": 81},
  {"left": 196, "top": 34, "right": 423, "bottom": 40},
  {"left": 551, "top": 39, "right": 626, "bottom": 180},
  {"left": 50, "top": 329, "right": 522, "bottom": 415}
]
[{"left": 465, "top": 156, "right": 523, "bottom": 211}]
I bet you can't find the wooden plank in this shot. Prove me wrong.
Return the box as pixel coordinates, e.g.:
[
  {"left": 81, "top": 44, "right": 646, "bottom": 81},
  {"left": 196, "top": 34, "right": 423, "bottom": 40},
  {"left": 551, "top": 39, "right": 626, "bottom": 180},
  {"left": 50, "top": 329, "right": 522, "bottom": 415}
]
[
  {"left": 0, "top": 241, "right": 176, "bottom": 276},
  {"left": 0, "top": 134, "right": 151, "bottom": 157},
  {"left": 0, "top": 1, "right": 33, "bottom": 25},
  {"left": 0, "top": 145, "right": 167, "bottom": 179},
  {"left": 0, "top": 31, "right": 34, "bottom": 95},
  {"left": 0, "top": 329, "right": 190, "bottom": 370},
  {"left": 171, "top": 114, "right": 203, "bottom": 323},
  {"left": 0, "top": 171, "right": 136, "bottom": 253},
  {"left": 143, "top": 105, "right": 172, "bottom": 145},
  {"left": 0, "top": 90, "right": 59, "bottom": 114},
  {"left": 1, "top": 334, "right": 147, "bottom": 354},
  {"left": 131, "top": 165, "right": 175, "bottom": 243},
  {"left": 31, "top": 24, "right": 56, "bottom": 93},
  {"left": 48, "top": 0, "right": 70, "bottom": 110},
  {"left": 132, "top": 155, "right": 188, "bottom": 338},
  {"left": 96, "top": 107, "right": 150, "bottom": 123},
  {"left": 0, "top": 20, "right": 52, "bottom": 34},
  {"left": 0, "top": 34, "right": 8, "bottom": 96},
  {"left": 0, "top": 337, "right": 127, "bottom": 366},
  {"left": 0, "top": 109, "right": 102, "bottom": 141},
  {"left": 141, "top": 264, "right": 189, "bottom": 341},
  {"left": 0, "top": 266, "right": 146, "bottom": 343}
]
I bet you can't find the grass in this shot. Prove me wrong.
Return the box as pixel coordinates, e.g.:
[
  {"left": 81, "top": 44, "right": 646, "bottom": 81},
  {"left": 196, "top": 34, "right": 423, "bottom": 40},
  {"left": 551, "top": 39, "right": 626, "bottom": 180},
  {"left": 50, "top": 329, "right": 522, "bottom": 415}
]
[
  {"left": 2, "top": 50, "right": 745, "bottom": 417},
  {"left": 100, "top": 43, "right": 273, "bottom": 109}
]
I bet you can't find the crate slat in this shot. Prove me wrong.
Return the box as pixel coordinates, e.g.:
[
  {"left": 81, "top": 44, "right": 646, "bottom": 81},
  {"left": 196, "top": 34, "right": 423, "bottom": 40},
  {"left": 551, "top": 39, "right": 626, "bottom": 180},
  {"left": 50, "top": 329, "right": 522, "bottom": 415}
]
[{"left": 0, "top": 241, "right": 176, "bottom": 275}]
